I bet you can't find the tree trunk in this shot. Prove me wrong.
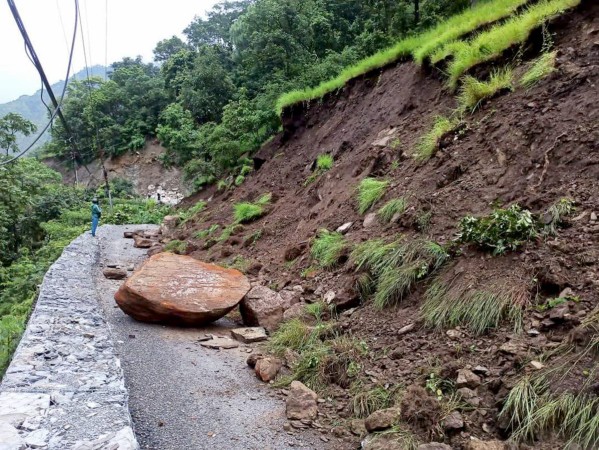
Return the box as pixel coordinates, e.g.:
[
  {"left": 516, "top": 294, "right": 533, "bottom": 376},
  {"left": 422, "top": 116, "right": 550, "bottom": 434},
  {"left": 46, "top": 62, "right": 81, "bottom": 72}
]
[{"left": 414, "top": 0, "right": 420, "bottom": 25}]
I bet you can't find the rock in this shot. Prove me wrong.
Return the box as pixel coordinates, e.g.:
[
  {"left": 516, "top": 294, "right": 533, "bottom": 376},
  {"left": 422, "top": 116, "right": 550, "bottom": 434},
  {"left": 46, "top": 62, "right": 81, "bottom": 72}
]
[
  {"left": 286, "top": 381, "right": 318, "bottom": 421},
  {"left": 147, "top": 244, "right": 163, "bottom": 256},
  {"left": 72, "top": 426, "right": 137, "bottom": 450},
  {"left": 0, "top": 414, "right": 27, "bottom": 428},
  {"left": 464, "top": 439, "right": 507, "bottom": 450},
  {"left": 324, "top": 290, "right": 336, "bottom": 304},
  {"left": 115, "top": 252, "right": 250, "bottom": 325},
  {"left": 363, "top": 213, "right": 377, "bottom": 228},
  {"left": 160, "top": 215, "right": 180, "bottom": 235},
  {"left": 499, "top": 340, "right": 527, "bottom": 355},
  {"left": 457, "top": 387, "right": 480, "bottom": 407},
  {"left": 591, "top": 212, "right": 598, "bottom": 222},
  {"left": 549, "top": 304, "right": 570, "bottom": 321},
  {"left": 240, "top": 285, "right": 300, "bottom": 331},
  {"left": 123, "top": 231, "right": 135, "bottom": 238},
  {"left": 443, "top": 411, "right": 464, "bottom": 431},
  {"left": 559, "top": 287, "right": 575, "bottom": 298},
  {"left": 0, "top": 422, "right": 25, "bottom": 450},
  {"left": 349, "top": 419, "right": 366, "bottom": 437},
  {"left": 364, "top": 407, "right": 400, "bottom": 432},
  {"left": 200, "top": 336, "right": 239, "bottom": 349},
  {"left": 336, "top": 222, "right": 353, "bottom": 234},
  {"left": 133, "top": 235, "right": 154, "bottom": 248},
  {"left": 284, "top": 245, "right": 303, "bottom": 262},
  {"left": 446, "top": 329, "right": 463, "bottom": 340},
  {"left": 456, "top": 369, "right": 481, "bottom": 389},
  {"left": 246, "top": 353, "right": 263, "bottom": 368},
  {"left": 255, "top": 357, "right": 282, "bottom": 382},
  {"left": 283, "top": 302, "right": 308, "bottom": 321},
  {"left": 230, "top": 327, "right": 268, "bottom": 343},
  {"left": 24, "top": 428, "right": 49, "bottom": 448},
  {"left": 397, "top": 323, "right": 415, "bottom": 336},
  {"left": 102, "top": 268, "right": 127, "bottom": 280},
  {"left": 362, "top": 434, "right": 404, "bottom": 450},
  {"left": 530, "top": 361, "right": 545, "bottom": 370},
  {"left": 418, "top": 444, "right": 453, "bottom": 450},
  {"left": 472, "top": 366, "right": 489, "bottom": 375},
  {"left": 371, "top": 128, "right": 398, "bottom": 148}
]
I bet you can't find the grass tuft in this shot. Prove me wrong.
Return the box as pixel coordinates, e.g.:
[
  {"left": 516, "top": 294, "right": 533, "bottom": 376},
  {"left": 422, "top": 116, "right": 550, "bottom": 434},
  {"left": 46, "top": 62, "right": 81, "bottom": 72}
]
[
  {"left": 311, "top": 229, "right": 348, "bottom": 269},
  {"left": 233, "top": 193, "right": 271, "bottom": 224},
  {"left": 520, "top": 51, "right": 557, "bottom": 88},
  {"left": 316, "top": 154, "right": 333, "bottom": 171},
  {"left": 421, "top": 278, "right": 527, "bottom": 335},
  {"left": 178, "top": 201, "right": 206, "bottom": 225},
  {"left": 357, "top": 178, "right": 389, "bottom": 215},
  {"left": 378, "top": 198, "right": 408, "bottom": 223},
  {"left": 352, "top": 385, "right": 401, "bottom": 418},
  {"left": 268, "top": 318, "right": 317, "bottom": 355},
  {"left": 164, "top": 239, "right": 188, "bottom": 254},
  {"left": 414, "top": 116, "right": 459, "bottom": 161},
  {"left": 457, "top": 68, "right": 514, "bottom": 113}
]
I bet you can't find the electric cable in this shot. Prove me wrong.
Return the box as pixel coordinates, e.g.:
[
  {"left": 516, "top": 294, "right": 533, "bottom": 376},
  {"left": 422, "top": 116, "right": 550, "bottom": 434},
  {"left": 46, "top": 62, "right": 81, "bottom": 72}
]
[{"left": 1, "top": 0, "right": 78, "bottom": 166}]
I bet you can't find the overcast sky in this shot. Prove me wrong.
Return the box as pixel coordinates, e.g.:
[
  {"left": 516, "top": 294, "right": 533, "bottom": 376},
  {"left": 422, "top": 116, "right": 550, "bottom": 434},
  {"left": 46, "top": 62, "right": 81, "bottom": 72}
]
[{"left": 0, "top": 0, "right": 220, "bottom": 103}]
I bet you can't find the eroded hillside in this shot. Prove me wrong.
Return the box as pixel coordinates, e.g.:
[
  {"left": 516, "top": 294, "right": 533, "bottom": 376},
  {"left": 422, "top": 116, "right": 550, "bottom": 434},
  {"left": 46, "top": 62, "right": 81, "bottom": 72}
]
[{"left": 159, "top": 1, "right": 598, "bottom": 448}]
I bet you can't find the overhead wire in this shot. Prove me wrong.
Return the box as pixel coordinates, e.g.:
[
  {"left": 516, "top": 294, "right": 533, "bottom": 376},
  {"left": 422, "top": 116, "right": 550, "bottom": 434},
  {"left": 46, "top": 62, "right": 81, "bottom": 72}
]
[{"left": 1, "top": 0, "right": 79, "bottom": 166}]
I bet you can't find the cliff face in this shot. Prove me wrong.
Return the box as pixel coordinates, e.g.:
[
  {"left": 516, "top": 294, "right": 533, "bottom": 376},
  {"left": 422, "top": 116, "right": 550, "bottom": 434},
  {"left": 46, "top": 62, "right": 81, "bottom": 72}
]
[{"left": 163, "top": 3, "right": 598, "bottom": 448}]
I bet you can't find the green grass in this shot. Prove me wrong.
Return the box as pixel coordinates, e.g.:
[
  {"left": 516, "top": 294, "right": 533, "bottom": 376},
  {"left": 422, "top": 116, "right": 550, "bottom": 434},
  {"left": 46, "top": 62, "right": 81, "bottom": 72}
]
[
  {"left": 194, "top": 224, "right": 220, "bottom": 240},
  {"left": 352, "top": 385, "right": 400, "bottom": 418},
  {"left": 316, "top": 154, "right": 334, "bottom": 170},
  {"left": 457, "top": 68, "right": 514, "bottom": 113},
  {"left": 311, "top": 229, "right": 348, "bottom": 268},
  {"left": 414, "top": 116, "right": 459, "bottom": 161},
  {"left": 164, "top": 239, "right": 188, "bottom": 254},
  {"left": 276, "top": 0, "right": 533, "bottom": 114},
  {"left": 521, "top": 51, "right": 557, "bottom": 88},
  {"left": 178, "top": 201, "right": 206, "bottom": 224},
  {"left": 357, "top": 178, "right": 389, "bottom": 214},
  {"left": 351, "top": 238, "right": 449, "bottom": 309},
  {"left": 233, "top": 193, "right": 271, "bottom": 224},
  {"left": 305, "top": 302, "right": 327, "bottom": 321},
  {"left": 268, "top": 318, "right": 317, "bottom": 355},
  {"left": 441, "top": 0, "right": 581, "bottom": 89},
  {"left": 378, "top": 198, "right": 408, "bottom": 223},
  {"left": 542, "top": 197, "right": 574, "bottom": 235},
  {"left": 421, "top": 279, "right": 526, "bottom": 335},
  {"left": 372, "top": 426, "right": 419, "bottom": 450}
]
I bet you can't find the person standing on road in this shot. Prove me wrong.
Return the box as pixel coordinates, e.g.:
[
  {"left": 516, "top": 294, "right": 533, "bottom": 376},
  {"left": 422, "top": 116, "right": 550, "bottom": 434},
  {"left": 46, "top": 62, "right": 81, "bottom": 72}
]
[{"left": 91, "top": 198, "right": 102, "bottom": 237}]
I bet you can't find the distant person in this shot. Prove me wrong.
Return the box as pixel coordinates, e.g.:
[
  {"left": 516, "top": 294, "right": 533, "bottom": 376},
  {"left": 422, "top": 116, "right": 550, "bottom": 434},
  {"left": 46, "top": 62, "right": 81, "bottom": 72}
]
[{"left": 91, "top": 198, "right": 102, "bottom": 237}]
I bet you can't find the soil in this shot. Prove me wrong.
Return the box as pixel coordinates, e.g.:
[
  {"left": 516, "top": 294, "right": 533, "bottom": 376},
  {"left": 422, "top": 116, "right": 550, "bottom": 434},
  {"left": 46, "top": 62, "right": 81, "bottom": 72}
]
[{"left": 162, "top": 2, "right": 597, "bottom": 448}]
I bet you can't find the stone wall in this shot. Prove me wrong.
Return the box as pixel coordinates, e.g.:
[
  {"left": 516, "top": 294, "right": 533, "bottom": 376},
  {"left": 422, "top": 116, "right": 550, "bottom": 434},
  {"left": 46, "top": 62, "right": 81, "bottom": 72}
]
[{"left": 0, "top": 234, "right": 138, "bottom": 449}]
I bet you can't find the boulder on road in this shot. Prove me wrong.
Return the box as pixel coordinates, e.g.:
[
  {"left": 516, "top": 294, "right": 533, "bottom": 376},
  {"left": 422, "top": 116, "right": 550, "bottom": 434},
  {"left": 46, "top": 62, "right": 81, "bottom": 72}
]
[
  {"left": 286, "top": 381, "right": 318, "bottom": 421},
  {"left": 255, "top": 357, "right": 282, "bottom": 382},
  {"left": 114, "top": 252, "right": 251, "bottom": 326},
  {"left": 103, "top": 268, "right": 127, "bottom": 280},
  {"left": 133, "top": 235, "right": 154, "bottom": 249}
]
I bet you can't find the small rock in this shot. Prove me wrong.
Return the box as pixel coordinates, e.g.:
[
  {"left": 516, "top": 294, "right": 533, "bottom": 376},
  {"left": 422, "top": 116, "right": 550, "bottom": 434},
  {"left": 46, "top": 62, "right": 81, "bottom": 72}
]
[
  {"left": 457, "top": 388, "right": 480, "bottom": 407},
  {"left": 363, "top": 213, "right": 377, "bottom": 228},
  {"left": 472, "top": 366, "right": 489, "bottom": 376},
  {"left": 456, "top": 369, "right": 481, "bottom": 389},
  {"left": 230, "top": 327, "right": 268, "bottom": 343},
  {"left": 349, "top": 419, "right": 366, "bottom": 437},
  {"left": 364, "top": 407, "right": 400, "bottom": 432},
  {"left": 397, "top": 323, "right": 415, "bottom": 336},
  {"left": 246, "top": 353, "right": 264, "bottom": 368},
  {"left": 591, "top": 212, "right": 597, "bottom": 222},
  {"left": 336, "top": 222, "right": 353, "bottom": 234},
  {"left": 559, "top": 287, "right": 575, "bottom": 298},
  {"left": 123, "top": 231, "right": 135, "bottom": 238},
  {"left": 443, "top": 411, "right": 464, "bottom": 431},
  {"left": 0, "top": 422, "right": 25, "bottom": 449},
  {"left": 446, "top": 329, "right": 463, "bottom": 340},
  {"left": 102, "top": 268, "right": 127, "bottom": 280},
  {"left": 499, "top": 340, "right": 527, "bottom": 355},
  {"left": 200, "top": 336, "right": 239, "bottom": 349},
  {"left": 464, "top": 439, "right": 507, "bottom": 450},
  {"left": 286, "top": 381, "right": 318, "bottom": 421},
  {"left": 527, "top": 328, "right": 540, "bottom": 336},
  {"left": 549, "top": 304, "right": 570, "bottom": 321},
  {"left": 530, "top": 361, "right": 545, "bottom": 370},
  {"left": 25, "top": 428, "right": 50, "bottom": 448},
  {"left": 255, "top": 357, "right": 282, "bottom": 382},
  {"left": 133, "top": 235, "right": 154, "bottom": 248},
  {"left": 323, "top": 290, "right": 336, "bottom": 304},
  {"left": 418, "top": 444, "right": 453, "bottom": 450}
]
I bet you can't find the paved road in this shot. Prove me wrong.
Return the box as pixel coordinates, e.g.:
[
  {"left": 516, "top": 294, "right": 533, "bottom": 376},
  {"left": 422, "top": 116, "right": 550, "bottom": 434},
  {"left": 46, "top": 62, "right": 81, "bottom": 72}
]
[{"left": 93, "top": 225, "right": 325, "bottom": 450}]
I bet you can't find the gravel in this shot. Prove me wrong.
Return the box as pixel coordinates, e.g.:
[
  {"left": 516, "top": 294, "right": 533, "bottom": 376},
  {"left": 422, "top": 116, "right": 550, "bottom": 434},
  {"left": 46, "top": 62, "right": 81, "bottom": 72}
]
[{"left": 94, "top": 225, "right": 325, "bottom": 450}]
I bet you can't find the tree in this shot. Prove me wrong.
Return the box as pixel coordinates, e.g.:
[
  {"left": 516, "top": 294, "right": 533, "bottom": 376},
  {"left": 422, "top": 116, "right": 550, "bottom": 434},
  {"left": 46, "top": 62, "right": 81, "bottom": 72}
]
[
  {"left": 0, "top": 113, "right": 37, "bottom": 155},
  {"left": 153, "top": 36, "right": 190, "bottom": 63}
]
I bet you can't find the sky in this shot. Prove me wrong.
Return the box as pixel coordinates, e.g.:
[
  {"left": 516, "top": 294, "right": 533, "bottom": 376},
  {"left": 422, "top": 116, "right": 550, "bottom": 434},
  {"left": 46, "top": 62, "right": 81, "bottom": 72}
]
[{"left": 0, "top": 0, "right": 220, "bottom": 103}]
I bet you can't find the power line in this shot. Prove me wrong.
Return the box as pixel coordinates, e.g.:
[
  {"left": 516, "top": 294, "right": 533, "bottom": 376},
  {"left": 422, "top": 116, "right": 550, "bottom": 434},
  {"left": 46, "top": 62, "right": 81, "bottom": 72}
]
[{"left": 1, "top": 0, "right": 79, "bottom": 167}]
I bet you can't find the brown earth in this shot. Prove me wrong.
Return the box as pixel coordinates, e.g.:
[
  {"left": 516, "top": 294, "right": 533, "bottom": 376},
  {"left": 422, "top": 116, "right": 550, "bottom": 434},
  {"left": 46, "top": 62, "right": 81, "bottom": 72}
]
[{"left": 162, "top": 3, "right": 597, "bottom": 449}]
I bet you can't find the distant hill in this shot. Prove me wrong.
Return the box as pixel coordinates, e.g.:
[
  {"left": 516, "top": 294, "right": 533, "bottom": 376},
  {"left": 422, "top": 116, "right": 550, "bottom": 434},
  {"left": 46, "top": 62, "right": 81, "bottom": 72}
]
[{"left": 0, "top": 65, "right": 107, "bottom": 154}]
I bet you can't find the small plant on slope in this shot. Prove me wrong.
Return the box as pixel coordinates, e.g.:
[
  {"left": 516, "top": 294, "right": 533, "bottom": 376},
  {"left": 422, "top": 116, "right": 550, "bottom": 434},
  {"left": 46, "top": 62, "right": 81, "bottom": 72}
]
[
  {"left": 457, "top": 68, "right": 514, "bottom": 113},
  {"left": 178, "top": 201, "right": 206, "bottom": 224},
  {"left": 457, "top": 204, "right": 537, "bottom": 255},
  {"left": 520, "top": 51, "right": 557, "bottom": 88},
  {"left": 378, "top": 198, "right": 408, "bottom": 223},
  {"left": 311, "top": 229, "right": 348, "bottom": 269},
  {"left": 357, "top": 178, "right": 389, "bottom": 214},
  {"left": 542, "top": 197, "right": 574, "bottom": 235},
  {"left": 164, "top": 239, "right": 188, "bottom": 254},
  {"left": 233, "top": 193, "right": 271, "bottom": 224},
  {"left": 414, "top": 116, "right": 459, "bottom": 161},
  {"left": 305, "top": 154, "right": 334, "bottom": 185}
]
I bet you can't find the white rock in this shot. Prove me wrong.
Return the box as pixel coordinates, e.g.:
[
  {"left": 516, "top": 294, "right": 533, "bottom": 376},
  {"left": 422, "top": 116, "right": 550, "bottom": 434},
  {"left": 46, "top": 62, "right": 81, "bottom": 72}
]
[
  {"left": 24, "top": 428, "right": 50, "bottom": 448},
  {"left": 363, "top": 213, "right": 377, "bottom": 228},
  {"left": 0, "top": 422, "right": 25, "bottom": 450},
  {"left": 324, "top": 291, "right": 336, "bottom": 304},
  {"left": 336, "top": 222, "right": 353, "bottom": 234}
]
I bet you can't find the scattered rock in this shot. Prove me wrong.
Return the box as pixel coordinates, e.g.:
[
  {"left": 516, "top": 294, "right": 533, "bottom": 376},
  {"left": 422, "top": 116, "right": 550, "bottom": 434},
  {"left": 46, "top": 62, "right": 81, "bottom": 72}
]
[
  {"left": 102, "top": 267, "right": 127, "bottom": 280},
  {"left": 418, "top": 443, "right": 453, "bottom": 450},
  {"left": 457, "top": 387, "right": 480, "bottom": 407},
  {"left": 590, "top": 212, "right": 598, "bottom": 222},
  {"left": 133, "top": 235, "right": 154, "bottom": 248},
  {"left": 499, "top": 340, "right": 527, "bottom": 355},
  {"left": 160, "top": 215, "right": 180, "bottom": 235},
  {"left": 115, "top": 253, "right": 250, "bottom": 325},
  {"left": 464, "top": 439, "right": 507, "bottom": 450},
  {"left": 283, "top": 302, "right": 308, "bottom": 322},
  {"left": 549, "top": 304, "right": 570, "bottom": 321},
  {"left": 0, "top": 422, "right": 25, "bottom": 450},
  {"left": 72, "top": 426, "right": 137, "bottom": 450},
  {"left": 397, "top": 323, "right": 415, "bottom": 336},
  {"left": 255, "top": 357, "right": 282, "bottom": 382},
  {"left": 123, "top": 231, "right": 135, "bottom": 238},
  {"left": 446, "top": 329, "right": 463, "bottom": 340},
  {"left": 472, "top": 366, "right": 490, "bottom": 376},
  {"left": 246, "top": 353, "right": 263, "bottom": 368},
  {"left": 349, "top": 419, "right": 366, "bottom": 437},
  {"left": 286, "top": 381, "right": 318, "bottom": 421},
  {"left": 284, "top": 245, "right": 303, "bottom": 262},
  {"left": 24, "top": 428, "right": 49, "bottom": 448},
  {"left": 363, "top": 213, "right": 377, "bottom": 228},
  {"left": 530, "top": 361, "right": 545, "bottom": 370},
  {"left": 147, "top": 244, "right": 163, "bottom": 256},
  {"left": 456, "top": 369, "right": 481, "bottom": 389},
  {"left": 230, "top": 327, "right": 268, "bottom": 343},
  {"left": 362, "top": 434, "right": 404, "bottom": 450},
  {"left": 364, "top": 407, "right": 400, "bottom": 432},
  {"left": 200, "top": 336, "right": 240, "bottom": 350},
  {"left": 240, "top": 285, "right": 300, "bottom": 331},
  {"left": 324, "top": 290, "right": 336, "bottom": 304},
  {"left": 443, "top": 411, "right": 464, "bottom": 431},
  {"left": 371, "top": 128, "right": 398, "bottom": 148},
  {"left": 336, "top": 222, "right": 353, "bottom": 234}
]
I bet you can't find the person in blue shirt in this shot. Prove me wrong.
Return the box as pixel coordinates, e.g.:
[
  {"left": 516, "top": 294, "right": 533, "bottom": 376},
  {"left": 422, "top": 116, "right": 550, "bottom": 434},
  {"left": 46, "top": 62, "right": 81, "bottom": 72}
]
[{"left": 91, "top": 198, "right": 102, "bottom": 237}]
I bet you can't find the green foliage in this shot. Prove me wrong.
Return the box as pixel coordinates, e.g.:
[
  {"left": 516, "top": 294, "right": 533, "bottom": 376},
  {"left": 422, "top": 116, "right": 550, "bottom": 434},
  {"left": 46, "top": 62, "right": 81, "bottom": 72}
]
[
  {"left": 351, "top": 237, "right": 448, "bottom": 309},
  {"left": 378, "top": 198, "right": 407, "bottom": 223},
  {"left": 311, "top": 229, "right": 347, "bottom": 269},
  {"left": 457, "top": 204, "right": 538, "bottom": 255},
  {"left": 305, "top": 302, "right": 326, "bottom": 321},
  {"left": 178, "top": 201, "right": 207, "bottom": 224},
  {"left": 164, "top": 240, "right": 188, "bottom": 254},
  {"left": 457, "top": 69, "right": 514, "bottom": 113},
  {"left": 353, "top": 385, "right": 399, "bottom": 418},
  {"left": 414, "top": 116, "right": 459, "bottom": 161},
  {"left": 0, "top": 113, "right": 37, "bottom": 155},
  {"left": 542, "top": 197, "right": 574, "bottom": 235},
  {"left": 194, "top": 224, "right": 220, "bottom": 240},
  {"left": 357, "top": 178, "right": 389, "bottom": 215},
  {"left": 233, "top": 203, "right": 263, "bottom": 223},
  {"left": 521, "top": 51, "right": 557, "bottom": 88},
  {"left": 422, "top": 280, "right": 525, "bottom": 335},
  {"left": 268, "top": 318, "right": 318, "bottom": 355},
  {"left": 316, "top": 154, "right": 333, "bottom": 171}
]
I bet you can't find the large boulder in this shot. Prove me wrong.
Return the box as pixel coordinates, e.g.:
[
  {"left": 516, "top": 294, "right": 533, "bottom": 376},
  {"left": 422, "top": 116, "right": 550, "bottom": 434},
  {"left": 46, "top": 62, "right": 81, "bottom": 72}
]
[
  {"left": 240, "top": 286, "right": 301, "bottom": 331},
  {"left": 286, "top": 381, "right": 318, "bottom": 421},
  {"left": 114, "top": 252, "right": 250, "bottom": 326}
]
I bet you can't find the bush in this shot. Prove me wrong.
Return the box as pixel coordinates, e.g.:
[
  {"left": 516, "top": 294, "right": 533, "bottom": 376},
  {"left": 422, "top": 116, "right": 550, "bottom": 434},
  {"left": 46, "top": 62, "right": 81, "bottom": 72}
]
[
  {"left": 357, "top": 178, "right": 389, "bottom": 215},
  {"left": 457, "top": 204, "right": 537, "bottom": 255}
]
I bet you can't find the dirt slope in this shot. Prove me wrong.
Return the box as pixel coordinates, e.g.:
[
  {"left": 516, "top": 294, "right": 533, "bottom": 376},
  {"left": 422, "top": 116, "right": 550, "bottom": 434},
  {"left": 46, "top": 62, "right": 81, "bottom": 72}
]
[{"left": 166, "top": 3, "right": 598, "bottom": 448}]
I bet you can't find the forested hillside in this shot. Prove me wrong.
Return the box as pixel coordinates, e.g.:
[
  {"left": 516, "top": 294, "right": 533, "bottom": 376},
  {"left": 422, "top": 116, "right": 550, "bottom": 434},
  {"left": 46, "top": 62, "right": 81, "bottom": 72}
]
[{"left": 46, "top": 0, "right": 469, "bottom": 189}]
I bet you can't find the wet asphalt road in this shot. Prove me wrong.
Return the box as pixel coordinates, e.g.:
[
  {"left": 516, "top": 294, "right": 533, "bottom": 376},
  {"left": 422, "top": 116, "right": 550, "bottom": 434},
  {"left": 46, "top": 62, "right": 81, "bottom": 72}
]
[{"left": 93, "top": 225, "right": 326, "bottom": 450}]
